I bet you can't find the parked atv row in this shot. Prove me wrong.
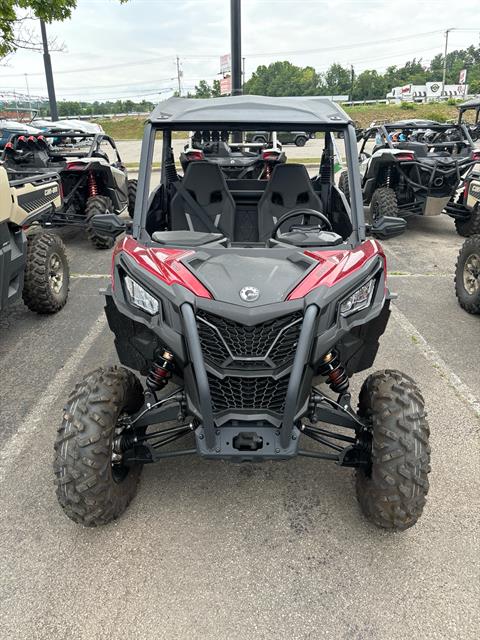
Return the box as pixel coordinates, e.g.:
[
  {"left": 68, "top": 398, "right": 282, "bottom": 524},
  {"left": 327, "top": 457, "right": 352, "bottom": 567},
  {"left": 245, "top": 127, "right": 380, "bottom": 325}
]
[{"left": 1, "top": 131, "right": 137, "bottom": 249}]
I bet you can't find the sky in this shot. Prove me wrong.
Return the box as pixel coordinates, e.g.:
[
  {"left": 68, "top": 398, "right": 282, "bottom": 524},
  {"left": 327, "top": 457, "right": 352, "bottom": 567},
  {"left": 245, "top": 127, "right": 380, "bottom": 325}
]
[{"left": 1, "top": 0, "right": 480, "bottom": 103}]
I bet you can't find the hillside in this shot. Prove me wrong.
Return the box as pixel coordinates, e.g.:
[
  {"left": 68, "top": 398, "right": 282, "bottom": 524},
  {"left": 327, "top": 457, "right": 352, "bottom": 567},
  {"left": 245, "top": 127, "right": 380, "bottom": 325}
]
[{"left": 96, "top": 102, "right": 462, "bottom": 140}]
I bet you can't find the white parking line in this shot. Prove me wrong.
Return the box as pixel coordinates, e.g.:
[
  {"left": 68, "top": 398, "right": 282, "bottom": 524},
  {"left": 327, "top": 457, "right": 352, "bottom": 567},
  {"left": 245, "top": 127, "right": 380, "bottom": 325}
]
[
  {"left": 0, "top": 313, "right": 107, "bottom": 484},
  {"left": 391, "top": 304, "right": 480, "bottom": 418}
]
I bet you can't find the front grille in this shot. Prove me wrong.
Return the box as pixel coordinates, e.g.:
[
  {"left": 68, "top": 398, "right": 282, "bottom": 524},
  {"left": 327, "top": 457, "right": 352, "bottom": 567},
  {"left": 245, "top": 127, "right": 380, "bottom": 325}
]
[
  {"left": 208, "top": 373, "right": 290, "bottom": 414},
  {"left": 197, "top": 310, "right": 302, "bottom": 369}
]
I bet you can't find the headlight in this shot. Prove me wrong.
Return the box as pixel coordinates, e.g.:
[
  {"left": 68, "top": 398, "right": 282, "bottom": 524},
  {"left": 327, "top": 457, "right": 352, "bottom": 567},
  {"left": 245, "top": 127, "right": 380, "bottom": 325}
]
[
  {"left": 340, "top": 279, "right": 375, "bottom": 317},
  {"left": 124, "top": 275, "right": 159, "bottom": 315}
]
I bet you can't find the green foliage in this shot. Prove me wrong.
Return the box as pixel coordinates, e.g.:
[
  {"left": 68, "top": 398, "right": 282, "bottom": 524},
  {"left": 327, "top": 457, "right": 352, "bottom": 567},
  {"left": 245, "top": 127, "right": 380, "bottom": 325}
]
[
  {"left": 244, "top": 61, "right": 319, "bottom": 96},
  {"left": 400, "top": 101, "right": 415, "bottom": 110},
  {"left": 239, "top": 46, "right": 480, "bottom": 101},
  {"left": 188, "top": 79, "right": 222, "bottom": 99}
]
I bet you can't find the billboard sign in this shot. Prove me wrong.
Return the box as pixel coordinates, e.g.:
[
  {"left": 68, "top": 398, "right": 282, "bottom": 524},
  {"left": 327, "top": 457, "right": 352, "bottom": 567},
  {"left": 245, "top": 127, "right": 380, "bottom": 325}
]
[
  {"left": 220, "top": 54, "right": 231, "bottom": 75},
  {"left": 220, "top": 75, "right": 232, "bottom": 96}
]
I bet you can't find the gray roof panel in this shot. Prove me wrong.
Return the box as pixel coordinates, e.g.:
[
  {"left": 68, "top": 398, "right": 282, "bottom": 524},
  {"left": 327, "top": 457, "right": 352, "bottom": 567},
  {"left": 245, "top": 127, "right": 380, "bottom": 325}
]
[{"left": 148, "top": 95, "right": 351, "bottom": 126}]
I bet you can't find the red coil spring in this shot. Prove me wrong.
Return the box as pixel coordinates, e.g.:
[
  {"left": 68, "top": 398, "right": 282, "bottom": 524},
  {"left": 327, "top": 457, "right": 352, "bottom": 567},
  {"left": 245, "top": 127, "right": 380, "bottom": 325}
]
[
  {"left": 319, "top": 351, "right": 349, "bottom": 394},
  {"left": 87, "top": 172, "right": 98, "bottom": 197}
]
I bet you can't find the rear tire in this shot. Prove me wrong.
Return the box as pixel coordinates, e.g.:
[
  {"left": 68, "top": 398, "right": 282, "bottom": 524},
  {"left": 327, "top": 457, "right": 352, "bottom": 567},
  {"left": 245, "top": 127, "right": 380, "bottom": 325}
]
[
  {"left": 369, "top": 187, "right": 398, "bottom": 223},
  {"left": 454, "top": 203, "right": 480, "bottom": 237},
  {"left": 127, "top": 179, "right": 137, "bottom": 218},
  {"left": 22, "top": 232, "right": 69, "bottom": 314},
  {"left": 85, "top": 195, "right": 115, "bottom": 250},
  {"left": 295, "top": 135, "right": 307, "bottom": 147},
  {"left": 338, "top": 170, "right": 350, "bottom": 203},
  {"left": 455, "top": 235, "right": 480, "bottom": 314},
  {"left": 355, "top": 370, "right": 430, "bottom": 531},
  {"left": 53, "top": 366, "right": 145, "bottom": 527},
  {"left": 253, "top": 135, "right": 267, "bottom": 145}
]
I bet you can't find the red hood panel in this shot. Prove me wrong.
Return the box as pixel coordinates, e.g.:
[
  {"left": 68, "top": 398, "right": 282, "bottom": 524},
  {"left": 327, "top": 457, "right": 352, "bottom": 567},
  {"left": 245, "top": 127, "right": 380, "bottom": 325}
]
[
  {"left": 287, "top": 240, "right": 385, "bottom": 300},
  {"left": 114, "top": 237, "right": 212, "bottom": 298}
]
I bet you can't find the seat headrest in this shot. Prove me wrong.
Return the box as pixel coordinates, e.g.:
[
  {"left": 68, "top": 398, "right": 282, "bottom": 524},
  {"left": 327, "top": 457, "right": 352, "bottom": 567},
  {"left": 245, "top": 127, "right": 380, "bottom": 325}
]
[
  {"left": 182, "top": 161, "right": 228, "bottom": 205},
  {"left": 265, "top": 164, "right": 316, "bottom": 209}
]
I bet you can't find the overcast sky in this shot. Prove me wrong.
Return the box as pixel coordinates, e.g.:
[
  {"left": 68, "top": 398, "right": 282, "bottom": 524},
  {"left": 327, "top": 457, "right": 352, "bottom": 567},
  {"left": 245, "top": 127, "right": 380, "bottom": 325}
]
[{"left": 1, "top": 0, "right": 480, "bottom": 102}]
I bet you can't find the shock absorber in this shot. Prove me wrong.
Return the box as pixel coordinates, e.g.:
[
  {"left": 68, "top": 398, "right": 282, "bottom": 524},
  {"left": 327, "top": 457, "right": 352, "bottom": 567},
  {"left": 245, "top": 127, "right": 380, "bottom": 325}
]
[
  {"left": 318, "top": 351, "right": 349, "bottom": 394},
  {"left": 146, "top": 350, "right": 175, "bottom": 392},
  {"left": 385, "top": 166, "right": 392, "bottom": 188},
  {"left": 87, "top": 171, "right": 98, "bottom": 197}
]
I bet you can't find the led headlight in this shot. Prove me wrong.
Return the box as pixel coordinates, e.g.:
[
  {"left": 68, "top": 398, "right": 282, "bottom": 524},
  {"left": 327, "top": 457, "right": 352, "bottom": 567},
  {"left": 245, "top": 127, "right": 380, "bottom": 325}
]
[
  {"left": 340, "top": 279, "right": 375, "bottom": 317},
  {"left": 124, "top": 275, "right": 159, "bottom": 315}
]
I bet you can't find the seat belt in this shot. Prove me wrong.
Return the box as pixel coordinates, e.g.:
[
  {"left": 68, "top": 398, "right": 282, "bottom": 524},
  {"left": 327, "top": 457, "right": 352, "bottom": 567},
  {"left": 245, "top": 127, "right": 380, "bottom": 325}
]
[{"left": 172, "top": 181, "right": 219, "bottom": 233}]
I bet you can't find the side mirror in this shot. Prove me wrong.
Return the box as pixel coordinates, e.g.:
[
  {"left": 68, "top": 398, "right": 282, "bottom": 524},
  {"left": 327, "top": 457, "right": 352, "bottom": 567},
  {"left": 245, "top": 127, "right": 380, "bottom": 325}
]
[
  {"left": 89, "top": 213, "right": 131, "bottom": 237},
  {"left": 367, "top": 215, "right": 407, "bottom": 239}
]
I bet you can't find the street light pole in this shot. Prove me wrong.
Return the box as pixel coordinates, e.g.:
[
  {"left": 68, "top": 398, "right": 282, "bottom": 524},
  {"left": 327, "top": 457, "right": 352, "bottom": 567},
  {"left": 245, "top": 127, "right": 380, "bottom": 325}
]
[
  {"left": 230, "top": 0, "right": 242, "bottom": 96},
  {"left": 40, "top": 20, "right": 58, "bottom": 121}
]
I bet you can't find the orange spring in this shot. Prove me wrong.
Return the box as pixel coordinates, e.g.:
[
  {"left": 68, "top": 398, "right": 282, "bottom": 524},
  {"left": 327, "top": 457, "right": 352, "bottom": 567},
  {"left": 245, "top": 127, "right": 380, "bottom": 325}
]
[{"left": 87, "top": 172, "right": 98, "bottom": 197}]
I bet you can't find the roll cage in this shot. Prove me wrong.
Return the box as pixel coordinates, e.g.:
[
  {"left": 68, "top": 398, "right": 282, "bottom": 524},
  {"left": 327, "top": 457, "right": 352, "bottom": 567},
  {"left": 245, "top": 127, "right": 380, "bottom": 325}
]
[{"left": 131, "top": 97, "right": 366, "bottom": 247}]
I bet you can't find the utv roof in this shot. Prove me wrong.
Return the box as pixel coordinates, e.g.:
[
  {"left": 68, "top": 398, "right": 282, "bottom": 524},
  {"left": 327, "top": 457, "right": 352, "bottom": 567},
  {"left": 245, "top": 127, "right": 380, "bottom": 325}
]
[
  {"left": 459, "top": 98, "right": 480, "bottom": 110},
  {"left": 148, "top": 95, "right": 351, "bottom": 127}
]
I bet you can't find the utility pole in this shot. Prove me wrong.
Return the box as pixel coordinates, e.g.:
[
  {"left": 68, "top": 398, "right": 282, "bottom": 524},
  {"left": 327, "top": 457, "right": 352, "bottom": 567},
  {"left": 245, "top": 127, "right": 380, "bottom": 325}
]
[
  {"left": 442, "top": 29, "right": 451, "bottom": 97},
  {"left": 24, "top": 74, "right": 32, "bottom": 118},
  {"left": 176, "top": 56, "right": 182, "bottom": 96},
  {"left": 40, "top": 20, "right": 58, "bottom": 121},
  {"left": 242, "top": 57, "right": 246, "bottom": 90},
  {"left": 230, "top": 0, "right": 242, "bottom": 96},
  {"left": 350, "top": 65, "right": 355, "bottom": 103}
]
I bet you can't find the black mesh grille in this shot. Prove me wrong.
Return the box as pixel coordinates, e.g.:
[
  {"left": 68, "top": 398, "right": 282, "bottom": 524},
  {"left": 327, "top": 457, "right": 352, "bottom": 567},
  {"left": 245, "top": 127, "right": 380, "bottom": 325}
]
[
  {"left": 208, "top": 373, "right": 290, "bottom": 414},
  {"left": 197, "top": 310, "right": 302, "bottom": 368}
]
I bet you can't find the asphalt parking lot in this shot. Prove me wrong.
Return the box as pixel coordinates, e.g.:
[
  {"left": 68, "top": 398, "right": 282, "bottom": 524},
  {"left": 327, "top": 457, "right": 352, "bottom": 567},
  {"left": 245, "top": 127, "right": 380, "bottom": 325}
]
[{"left": 0, "top": 209, "right": 479, "bottom": 638}]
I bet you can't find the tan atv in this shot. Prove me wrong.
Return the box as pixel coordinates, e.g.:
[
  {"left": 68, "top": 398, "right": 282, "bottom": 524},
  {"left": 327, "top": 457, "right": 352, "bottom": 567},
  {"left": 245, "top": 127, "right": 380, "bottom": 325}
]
[{"left": 0, "top": 162, "right": 69, "bottom": 313}]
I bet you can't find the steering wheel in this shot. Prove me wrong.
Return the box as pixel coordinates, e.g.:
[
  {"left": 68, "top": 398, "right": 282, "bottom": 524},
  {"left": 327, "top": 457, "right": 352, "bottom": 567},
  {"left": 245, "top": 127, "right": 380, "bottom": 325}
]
[{"left": 270, "top": 208, "right": 332, "bottom": 238}]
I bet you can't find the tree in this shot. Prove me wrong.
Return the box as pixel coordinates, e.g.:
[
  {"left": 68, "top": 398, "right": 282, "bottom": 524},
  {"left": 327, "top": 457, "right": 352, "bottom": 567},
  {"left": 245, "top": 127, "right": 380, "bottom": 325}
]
[
  {"left": 193, "top": 80, "right": 213, "bottom": 99},
  {"left": 321, "top": 63, "right": 352, "bottom": 96},
  {"left": 354, "top": 70, "right": 387, "bottom": 101},
  {"left": 0, "top": 1, "right": 127, "bottom": 57},
  {"left": 244, "top": 61, "right": 320, "bottom": 96}
]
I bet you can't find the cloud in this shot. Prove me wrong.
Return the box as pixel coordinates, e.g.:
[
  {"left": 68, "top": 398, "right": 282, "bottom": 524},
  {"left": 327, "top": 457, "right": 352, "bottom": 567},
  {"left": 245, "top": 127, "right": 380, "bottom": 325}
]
[{"left": 1, "top": 0, "right": 479, "bottom": 102}]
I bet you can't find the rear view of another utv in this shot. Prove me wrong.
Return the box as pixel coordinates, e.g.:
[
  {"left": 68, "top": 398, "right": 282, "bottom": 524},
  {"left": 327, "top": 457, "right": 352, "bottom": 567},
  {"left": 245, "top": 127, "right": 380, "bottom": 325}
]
[{"left": 0, "top": 162, "right": 69, "bottom": 314}]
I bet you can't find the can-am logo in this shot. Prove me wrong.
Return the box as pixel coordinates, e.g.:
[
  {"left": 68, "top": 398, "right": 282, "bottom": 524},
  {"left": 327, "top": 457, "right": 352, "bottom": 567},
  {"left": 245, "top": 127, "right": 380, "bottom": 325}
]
[
  {"left": 430, "top": 83, "right": 440, "bottom": 93},
  {"left": 470, "top": 183, "right": 480, "bottom": 200},
  {"left": 239, "top": 286, "right": 260, "bottom": 302},
  {"left": 44, "top": 186, "right": 58, "bottom": 196}
]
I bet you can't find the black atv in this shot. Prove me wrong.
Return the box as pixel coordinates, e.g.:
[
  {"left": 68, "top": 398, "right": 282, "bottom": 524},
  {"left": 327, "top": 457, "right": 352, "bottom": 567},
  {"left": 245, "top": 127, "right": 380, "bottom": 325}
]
[
  {"left": 339, "top": 121, "right": 479, "bottom": 233},
  {"left": 2, "top": 132, "right": 137, "bottom": 249},
  {"left": 445, "top": 168, "right": 480, "bottom": 237},
  {"left": 53, "top": 95, "right": 430, "bottom": 532},
  {"left": 180, "top": 130, "right": 286, "bottom": 180}
]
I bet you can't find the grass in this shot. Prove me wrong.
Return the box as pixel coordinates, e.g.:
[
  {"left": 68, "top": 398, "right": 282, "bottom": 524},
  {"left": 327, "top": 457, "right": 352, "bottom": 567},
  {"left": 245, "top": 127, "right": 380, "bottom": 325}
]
[{"left": 97, "top": 102, "right": 461, "bottom": 140}]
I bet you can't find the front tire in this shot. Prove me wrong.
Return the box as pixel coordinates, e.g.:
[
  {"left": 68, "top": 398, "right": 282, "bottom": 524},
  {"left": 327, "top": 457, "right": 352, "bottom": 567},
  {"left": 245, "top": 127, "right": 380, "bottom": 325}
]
[
  {"left": 85, "top": 195, "right": 115, "bottom": 249},
  {"left": 53, "top": 367, "right": 145, "bottom": 526},
  {"left": 454, "top": 203, "right": 480, "bottom": 237},
  {"left": 356, "top": 370, "right": 430, "bottom": 531},
  {"left": 295, "top": 135, "right": 307, "bottom": 147},
  {"left": 369, "top": 187, "right": 398, "bottom": 223},
  {"left": 22, "top": 232, "right": 69, "bottom": 314},
  {"left": 127, "top": 179, "right": 137, "bottom": 218},
  {"left": 455, "top": 235, "right": 480, "bottom": 314}
]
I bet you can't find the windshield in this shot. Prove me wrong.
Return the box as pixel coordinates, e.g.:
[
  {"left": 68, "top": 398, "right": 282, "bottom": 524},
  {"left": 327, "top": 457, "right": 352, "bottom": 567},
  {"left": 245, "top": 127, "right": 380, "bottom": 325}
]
[{"left": 136, "top": 125, "right": 361, "bottom": 250}]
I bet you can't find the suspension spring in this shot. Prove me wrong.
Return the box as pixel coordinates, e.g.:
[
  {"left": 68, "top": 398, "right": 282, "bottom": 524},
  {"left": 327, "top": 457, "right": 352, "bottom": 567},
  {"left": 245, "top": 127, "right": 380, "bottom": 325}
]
[
  {"left": 318, "top": 351, "right": 349, "bottom": 394},
  {"left": 87, "top": 172, "right": 98, "bottom": 197},
  {"left": 385, "top": 166, "right": 391, "bottom": 188},
  {"left": 146, "top": 350, "right": 175, "bottom": 392}
]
